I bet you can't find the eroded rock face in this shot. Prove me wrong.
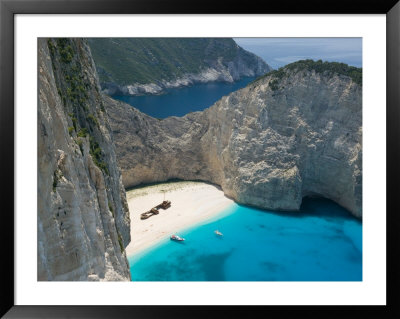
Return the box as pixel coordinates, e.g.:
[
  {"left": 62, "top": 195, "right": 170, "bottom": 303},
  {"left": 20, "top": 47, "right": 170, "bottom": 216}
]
[
  {"left": 38, "top": 38, "right": 131, "bottom": 281},
  {"left": 106, "top": 68, "right": 362, "bottom": 218},
  {"left": 102, "top": 58, "right": 270, "bottom": 96}
]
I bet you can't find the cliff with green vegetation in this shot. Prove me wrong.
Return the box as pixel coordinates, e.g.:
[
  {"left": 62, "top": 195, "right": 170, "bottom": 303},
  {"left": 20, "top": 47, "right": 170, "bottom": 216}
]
[
  {"left": 106, "top": 60, "right": 362, "bottom": 218},
  {"left": 38, "top": 40, "right": 363, "bottom": 285},
  {"left": 38, "top": 38, "right": 131, "bottom": 281},
  {"left": 255, "top": 59, "right": 362, "bottom": 88},
  {"left": 88, "top": 38, "right": 272, "bottom": 95}
]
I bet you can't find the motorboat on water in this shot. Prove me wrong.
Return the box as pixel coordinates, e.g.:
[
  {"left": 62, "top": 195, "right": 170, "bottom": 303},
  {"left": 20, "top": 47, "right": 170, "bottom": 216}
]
[
  {"left": 170, "top": 234, "right": 185, "bottom": 242},
  {"left": 214, "top": 230, "right": 223, "bottom": 236}
]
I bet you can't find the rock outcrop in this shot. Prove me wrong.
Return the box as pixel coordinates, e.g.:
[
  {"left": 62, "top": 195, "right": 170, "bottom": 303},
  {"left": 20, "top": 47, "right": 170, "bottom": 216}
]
[
  {"left": 38, "top": 38, "right": 131, "bottom": 281},
  {"left": 106, "top": 61, "right": 362, "bottom": 218},
  {"left": 88, "top": 38, "right": 272, "bottom": 96}
]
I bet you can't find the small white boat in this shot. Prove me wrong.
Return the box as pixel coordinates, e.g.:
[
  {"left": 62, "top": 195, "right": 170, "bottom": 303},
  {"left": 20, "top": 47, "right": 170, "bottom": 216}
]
[
  {"left": 214, "top": 230, "right": 223, "bottom": 236},
  {"left": 170, "top": 234, "right": 185, "bottom": 242}
]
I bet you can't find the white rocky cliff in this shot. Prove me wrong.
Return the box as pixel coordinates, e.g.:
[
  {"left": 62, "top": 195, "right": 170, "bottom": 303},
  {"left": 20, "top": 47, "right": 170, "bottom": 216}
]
[
  {"left": 102, "top": 56, "right": 270, "bottom": 96},
  {"left": 38, "top": 38, "right": 131, "bottom": 281},
  {"left": 106, "top": 64, "right": 362, "bottom": 218}
]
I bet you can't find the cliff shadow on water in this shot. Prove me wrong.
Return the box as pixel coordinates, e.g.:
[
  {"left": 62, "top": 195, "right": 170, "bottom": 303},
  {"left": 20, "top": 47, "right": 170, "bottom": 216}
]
[
  {"left": 233, "top": 195, "right": 360, "bottom": 221},
  {"left": 299, "top": 196, "right": 362, "bottom": 221},
  {"left": 125, "top": 177, "right": 360, "bottom": 223}
]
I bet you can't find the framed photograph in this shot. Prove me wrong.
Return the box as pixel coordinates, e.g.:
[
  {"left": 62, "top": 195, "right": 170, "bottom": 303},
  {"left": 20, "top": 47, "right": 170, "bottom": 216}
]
[{"left": 1, "top": 0, "right": 399, "bottom": 317}]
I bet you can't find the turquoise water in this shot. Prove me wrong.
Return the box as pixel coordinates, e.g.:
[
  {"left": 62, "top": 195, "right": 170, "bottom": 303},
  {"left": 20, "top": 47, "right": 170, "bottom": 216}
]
[
  {"left": 112, "top": 76, "right": 256, "bottom": 118},
  {"left": 128, "top": 197, "right": 362, "bottom": 281}
]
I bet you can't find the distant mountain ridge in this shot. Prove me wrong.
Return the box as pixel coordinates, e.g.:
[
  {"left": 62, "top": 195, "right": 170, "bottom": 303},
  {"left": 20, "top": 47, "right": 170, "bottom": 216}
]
[{"left": 88, "top": 38, "right": 272, "bottom": 96}]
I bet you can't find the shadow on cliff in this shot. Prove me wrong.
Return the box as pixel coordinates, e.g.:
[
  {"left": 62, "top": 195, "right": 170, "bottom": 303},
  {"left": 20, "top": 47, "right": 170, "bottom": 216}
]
[
  {"left": 125, "top": 178, "right": 224, "bottom": 192},
  {"left": 125, "top": 179, "right": 360, "bottom": 222}
]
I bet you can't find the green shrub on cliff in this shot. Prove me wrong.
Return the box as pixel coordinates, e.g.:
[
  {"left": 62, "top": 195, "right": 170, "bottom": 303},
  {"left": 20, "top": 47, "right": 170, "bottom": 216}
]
[
  {"left": 75, "top": 138, "right": 84, "bottom": 155},
  {"left": 269, "top": 79, "right": 279, "bottom": 91},
  {"left": 71, "top": 116, "right": 78, "bottom": 131},
  {"left": 60, "top": 46, "right": 74, "bottom": 63},
  {"left": 89, "top": 136, "right": 109, "bottom": 175},
  {"left": 117, "top": 233, "right": 124, "bottom": 252},
  {"left": 87, "top": 114, "right": 99, "bottom": 128},
  {"left": 47, "top": 39, "right": 56, "bottom": 56},
  {"left": 77, "top": 128, "right": 88, "bottom": 138},
  {"left": 52, "top": 170, "right": 63, "bottom": 192},
  {"left": 108, "top": 202, "right": 114, "bottom": 217}
]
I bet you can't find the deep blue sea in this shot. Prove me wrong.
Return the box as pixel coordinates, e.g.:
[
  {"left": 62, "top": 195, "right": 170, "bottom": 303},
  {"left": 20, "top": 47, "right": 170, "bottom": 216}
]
[
  {"left": 234, "top": 38, "right": 362, "bottom": 69},
  {"left": 112, "top": 76, "right": 256, "bottom": 119},
  {"left": 128, "top": 197, "right": 362, "bottom": 281}
]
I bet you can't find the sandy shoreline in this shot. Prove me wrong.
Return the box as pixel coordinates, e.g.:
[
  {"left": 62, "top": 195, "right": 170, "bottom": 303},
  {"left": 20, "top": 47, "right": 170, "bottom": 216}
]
[{"left": 125, "top": 181, "right": 234, "bottom": 257}]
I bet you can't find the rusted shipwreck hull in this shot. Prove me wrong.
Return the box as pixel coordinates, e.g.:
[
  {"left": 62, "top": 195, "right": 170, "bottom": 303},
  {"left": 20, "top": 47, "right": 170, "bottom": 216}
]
[{"left": 140, "top": 200, "right": 171, "bottom": 220}]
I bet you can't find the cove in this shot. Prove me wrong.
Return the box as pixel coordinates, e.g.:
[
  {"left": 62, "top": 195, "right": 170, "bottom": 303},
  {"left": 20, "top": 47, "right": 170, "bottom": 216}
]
[
  {"left": 112, "top": 76, "right": 257, "bottom": 118},
  {"left": 128, "top": 197, "right": 362, "bottom": 281}
]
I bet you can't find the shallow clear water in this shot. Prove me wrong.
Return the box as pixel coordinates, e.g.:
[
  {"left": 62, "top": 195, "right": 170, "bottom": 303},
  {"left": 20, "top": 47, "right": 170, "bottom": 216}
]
[
  {"left": 128, "top": 197, "right": 362, "bottom": 281},
  {"left": 112, "top": 76, "right": 256, "bottom": 119}
]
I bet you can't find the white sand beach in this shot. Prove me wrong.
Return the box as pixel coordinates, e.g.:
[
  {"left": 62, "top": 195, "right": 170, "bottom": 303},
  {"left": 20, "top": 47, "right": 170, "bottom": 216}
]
[{"left": 125, "top": 181, "right": 234, "bottom": 257}]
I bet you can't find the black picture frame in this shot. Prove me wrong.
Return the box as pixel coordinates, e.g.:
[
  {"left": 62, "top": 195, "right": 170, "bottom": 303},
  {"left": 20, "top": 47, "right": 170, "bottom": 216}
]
[{"left": 1, "top": 0, "right": 399, "bottom": 318}]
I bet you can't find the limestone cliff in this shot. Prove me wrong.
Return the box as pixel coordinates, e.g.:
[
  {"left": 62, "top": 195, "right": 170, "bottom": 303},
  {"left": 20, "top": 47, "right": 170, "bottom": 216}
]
[
  {"left": 106, "top": 61, "right": 362, "bottom": 218},
  {"left": 38, "top": 38, "right": 131, "bottom": 281}
]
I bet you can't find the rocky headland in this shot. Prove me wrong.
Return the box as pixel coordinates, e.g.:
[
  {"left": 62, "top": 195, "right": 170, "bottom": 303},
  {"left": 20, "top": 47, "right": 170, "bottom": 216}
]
[
  {"left": 106, "top": 60, "right": 362, "bottom": 218},
  {"left": 88, "top": 38, "right": 272, "bottom": 96}
]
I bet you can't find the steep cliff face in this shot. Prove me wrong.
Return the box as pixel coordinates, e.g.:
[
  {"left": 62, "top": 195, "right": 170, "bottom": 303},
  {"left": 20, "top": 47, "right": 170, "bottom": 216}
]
[
  {"left": 38, "top": 38, "right": 131, "bottom": 281},
  {"left": 88, "top": 38, "right": 271, "bottom": 96},
  {"left": 106, "top": 61, "right": 362, "bottom": 218}
]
